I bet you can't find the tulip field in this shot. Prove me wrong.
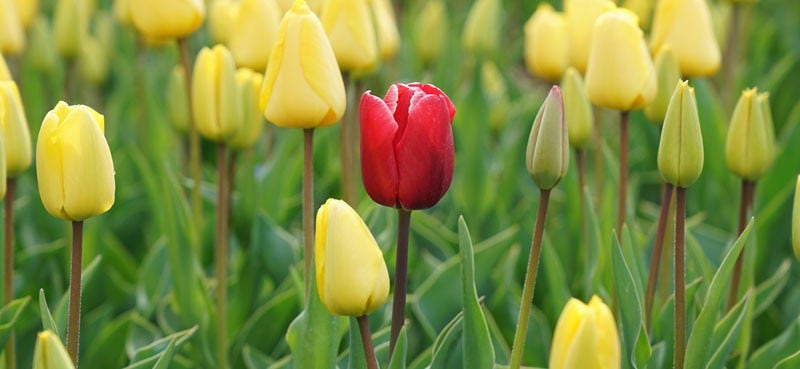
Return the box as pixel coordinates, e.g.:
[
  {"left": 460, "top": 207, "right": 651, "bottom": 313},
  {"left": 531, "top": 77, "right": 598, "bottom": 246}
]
[{"left": 2, "top": 0, "right": 800, "bottom": 368}]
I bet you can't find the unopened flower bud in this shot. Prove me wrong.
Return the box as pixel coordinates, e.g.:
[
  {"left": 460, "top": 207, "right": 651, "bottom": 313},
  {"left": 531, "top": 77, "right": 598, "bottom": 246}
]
[
  {"left": 526, "top": 86, "right": 569, "bottom": 190},
  {"left": 657, "top": 80, "right": 704, "bottom": 188},
  {"left": 725, "top": 88, "right": 771, "bottom": 180},
  {"left": 561, "top": 67, "right": 593, "bottom": 148}
]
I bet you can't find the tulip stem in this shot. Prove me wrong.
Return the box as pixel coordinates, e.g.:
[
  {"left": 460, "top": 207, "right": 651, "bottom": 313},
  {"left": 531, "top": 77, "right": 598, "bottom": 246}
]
[
  {"left": 617, "top": 111, "right": 629, "bottom": 232},
  {"left": 674, "top": 187, "right": 687, "bottom": 369},
  {"left": 645, "top": 183, "right": 674, "bottom": 330},
  {"left": 303, "top": 129, "right": 315, "bottom": 301},
  {"left": 67, "top": 220, "right": 84, "bottom": 366},
  {"left": 178, "top": 37, "right": 203, "bottom": 253},
  {"left": 341, "top": 76, "right": 359, "bottom": 205},
  {"left": 593, "top": 107, "right": 604, "bottom": 209},
  {"left": 357, "top": 315, "right": 379, "bottom": 369},
  {"left": 216, "top": 144, "right": 230, "bottom": 369},
  {"left": 63, "top": 60, "right": 75, "bottom": 102},
  {"left": 509, "top": 189, "right": 551, "bottom": 369},
  {"left": 389, "top": 209, "right": 412, "bottom": 358},
  {"left": 4, "top": 179, "right": 15, "bottom": 369},
  {"left": 722, "top": 3, "right": 743, "bottom": 106},
  {"left": 576, "top": 148, "right": 587, "bottom": 243},
  {"left": 727, "top": 180, "right": 755, "bottom": 310}
]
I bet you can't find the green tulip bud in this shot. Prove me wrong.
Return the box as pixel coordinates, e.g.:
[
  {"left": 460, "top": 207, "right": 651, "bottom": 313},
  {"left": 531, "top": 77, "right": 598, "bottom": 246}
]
[
  {"left": 657, "top": 80, "right": 704, "bottom": 188},
  {"left": 725, "top": 88, "right": 770, "bottom": 180},
  {"left": 793, "top": 175, "right": 800, "bottom": 261},
  {"left": 168, "top": 65, "right": 190, "bottom": 133},
  {"left": 32, "top": 331, "right": 76, "bottom": 369},
  {"left": 645, "top": 46, "right": 681, "bottom": 124},
  {"left": 526, "top": 86, "right": 569, "bottom": 190},
  {"left": 561, "top": 67, "right": 593, "bottom": 148}
]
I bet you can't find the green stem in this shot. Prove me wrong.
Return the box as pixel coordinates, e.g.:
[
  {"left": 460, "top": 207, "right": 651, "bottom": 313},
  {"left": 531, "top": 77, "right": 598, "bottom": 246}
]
[
  {"left": 389, "top": 209, "right": 412, "bottom": 357},
  {"left": 674, "top": 187, "right": 687, "bottom": 369},
  {"left": 303, "top": 129, "right": 315, "bottom": 301},
  {"left": 617, "top": 111, "right": 629, "bottom": 232},
  {"left": 722, "top": 3, "right": 742, "bottom": 105},
  {"left": 340, "top": 76, "right": 358, "bottom": 205},
  {"left": 4, "top": 179, "right": 15, "bottom": 369},
  {"left": 509, "top": 189, "right": 551, "bottom": 369},
  {"left": 727, "top": 180, "right": 754, "bottom": 309},
  {"left": 67, "top": 221, "right": 84, "bottom": 366},
  {"left": 645, "top": 183, "right": 673, "bottom": 330},
  {"left": 593, "top": 107, "right": 604, "bottom": 209},
  {"left": 178, "top": 37, "right": 203, "bottom": 252},
  {"left": 216, "top": 144, "right": 230, "bottom": 369},
  {"left": 357, "top": 315, "right": 379, "bottom": 369}
]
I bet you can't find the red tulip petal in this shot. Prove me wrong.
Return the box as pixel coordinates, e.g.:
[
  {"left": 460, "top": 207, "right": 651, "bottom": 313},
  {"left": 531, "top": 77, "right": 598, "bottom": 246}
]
[
  {"left": 410, "top": 83, "right": 456, "bottom": 121},
  {"left": 360, "top": 91, "right": 400, "bottom": 207}
]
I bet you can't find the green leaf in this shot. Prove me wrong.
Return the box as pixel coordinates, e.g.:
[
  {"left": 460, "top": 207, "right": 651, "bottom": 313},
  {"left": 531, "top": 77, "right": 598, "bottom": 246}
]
[
  {"left": 242, "top": 346, "right": 275, "bottom": 369},
  {"left": 612, "top": 232, "right": 650, "bottom": 369},
  {"left": 388, "top": 326, "right": 408, "bottom": 369},
  {"left": 746, "top": 318, "right": 800, "bottom": 369},
  {"left": 458, "top": 216, "right": 496, "bottom": 369},
  {"left": 684, "top": 220, "right": 753, "bottom": 369},
  {"left": 774, "top": 350, "right": 800, "bottom": 369},
  {"left": 705, "top": 292, "right": 751, "bottom": 369},
  {"left": 0, "top": 296, "right": 30, "bottom": 348},
  {"left": 40, "top": 288, "right": 61, "bottom": 340},
  {"left": 123, "top": 326, "right": 198, "bottom": 369},
  {"left": 430, "top": 312, "right": 464, "bottom": 369},
  {"left": 753, "top": 259, "right": 791, "bottom": 317},
  {"left": 286, "top": 266, "right": 340, "bottom": 369}
]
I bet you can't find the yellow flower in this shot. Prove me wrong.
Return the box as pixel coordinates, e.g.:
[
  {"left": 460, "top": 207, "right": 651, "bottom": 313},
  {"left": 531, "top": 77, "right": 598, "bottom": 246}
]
[
  {"left": 27, "top": 16, "right": 58, "bottom": 74},
  {"left": 413, "top": 0, "right": 446, "bottom": 64},
  {"left": 54, "top": 0, "right": 89, "bottom": 59},
  {"left": 78, "top": 36, "right": 109, "bottom": 85},
  {"left": 0, "top": 81, "right": 31, "bottom": 176},
  {"left": 208, "top": 0, "right": 238, "bottom": 44},
  {"left": 650, "top": 0, "right": 720, "bottom": 77},
  {"left": 725, "top": 88, "right": 771, "bottom": 180},
  {"left": 561, "top": 67, "right": 593, "bottom": 148},
  {"left": 793, "top": 175, "right": 800, "bottom": 261},
  {"left": 13, "top": 0, "right": 38, "bottom": 28},
  {"left": 259, "top": 0, "right": 346, "bottom": 129},
  {"left": 0, "top": 53, "right": 10, "bottom": 80},
  {"left": 644, "top": 46, "right": 681, "bottom": 123},
  {"left": 321, "top": 0, "right": 377, "bottom": 72},
  {"left": 32, "top": 331, "right": 75, "bottom": 369},
  {"left": 462, "top": 0, "right": 501, "bottom": 56},
  {"left": 36, "top": 101, "right": 115, "bottom": 221},
  {"left": 0, "top": 0, "right": 26, "bottom": 55},
  {"left": 585, "top": 9, "right": 656, "bottom": 111},
  {"left": 130, "top": 0, "right": 205, "bottom": 40},
  {"left": 369, "top": 0, "right": 400, "bottom": 60},
  {"left": 621, "top": 0, "right": 654, "bottom": 29},
  {"left": 758, "top": 92, "right": 776, "bottom": 167},
  {"left": 113, "top": 0, "right": 132, "bottom": 26},
  {"left": 524, "top": 3, "right": 568, "bottom": 82},
  {"left": 657, "top": 80, "right": 704, "bottom": 188},
  {"left": 192, "top": 45, "right": 241, "bottom": 143},
  {"left": 550, "top": 296, "right": 620, "bottom": 369},
  {"left": 315, "top": 198, "right": 390, "bottom": 316},
  {"left": 564, "top": 0, "right": 615, "bottom": 74},
  {"left": 228, "top": 0, "right": 281, "bottom": 70},
  {"left": 229, "top": 68, "right": 264, "bottom": 150},
  {"left": 168, "top": 65, "right": 190, "bottom": 133},
  {"left": 277, "top": 0, "right": 325, "bottom": 14},
  {"left": 526, "top": 86, "right": 569, "bottom": 190}
]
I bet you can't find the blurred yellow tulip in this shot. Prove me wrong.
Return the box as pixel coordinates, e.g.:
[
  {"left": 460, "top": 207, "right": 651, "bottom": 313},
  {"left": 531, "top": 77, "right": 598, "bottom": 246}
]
[
  {"left": 369, "top": 0, "right": 400, "bottom": 60},
  {"left": 54, "top": 0, "right": 90, "bottom": 58},
  {"left": 550, "top": 296, "right": 620, "bottom": 369},
  {"left": 208, "top": 0, "right": 238, "bottom": 44},
  {"left": 315, "top": 198, "right": 390, "bottom": 316},
  {"left": 168, "top": 65, "right": 190, "bottom": 133},
  {"left": 650, "top": 0, "right": 720, "bottom": 77},
  {"left": 113, "top": 0, "right": 132, "bottom": 26},
  {"left": 413, "top": 0, "right": 446, "bottom": 64},
  {"left": 585, "top": 9, "right": 656, "bottom": 111},
  {"left": 0, "top": 0, "right": 26, "bottom": 55},
  {"left": 644, "top": 46, "right": 681, "bottom": 123},
  {"left": 13, "top": 0, "right": 38, "bottom": 28},
  {"left": 658, "top": 80, "right": 704, "bottom": 188},
  {"left": 36, "top": 101, "right": 115, "bottom": 221},
  {"left": 757, "top": 92, "right": 776, "bottom": 165},
  {"left": 32, "top": 331, "right": 75, "bottom": 369},
  {"left": 27, "top": 16, "right": 58, "bottom": 74},
  {"left": 524, "top": 3, "right": 568, "bottom": 82},
  {"left": 564, "top": 0, "right": 615, "bottom": 74},
  {"left": 321, "top": 0, "right": 377, "bottom": 72},
  {"left": 79, "top": 36, "right": 109, "bottom": 85},
  {"left": 228, "top": 0, "right": 281, "bottom": 70},
  {"left": 192, "top": 45, "right": 242, "bottom": 142},
  {"left": 0, "top": 81, "right": 31, "bottom": 176},
  {"left": 229, "top": 68, "right": 264, "bottom": 150},
  {"left": 277, "top": 0, "right": 325, "bottom": 13},
  {"left": 561, "top": 67, "right": 593, "bottom": 148},
  {"left": 259, "top": 0, "right": 346, "bottom": 129},
  {"left": 0, "top": 53, "right": 10, "bottom": 80},
  {"left": 622, "top": 0, "right": 653, "bottom": 29},
  {"left": 462, "top": 0, "right": 501, "bottom": 56},
  {"left": 130, "top": 0, "right": 205, "bottom": 40},
  {"left": 725, "top": 88, "right": 771, "bottom": 180}
]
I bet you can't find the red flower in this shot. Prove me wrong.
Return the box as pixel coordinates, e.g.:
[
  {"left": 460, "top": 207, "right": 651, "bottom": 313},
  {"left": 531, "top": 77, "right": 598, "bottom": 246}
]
[{"left": 359, "top": 83, "right": 456, "bottom": 210}]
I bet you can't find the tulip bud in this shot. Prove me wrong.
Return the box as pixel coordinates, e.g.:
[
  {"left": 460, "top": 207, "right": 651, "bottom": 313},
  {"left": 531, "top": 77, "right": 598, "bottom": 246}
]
[
  {"left": 369, "top": 0, "right": 400, "bottom": 60},
  {"left": 229, "top": 68, "right": 264, "bottom": 150},
  {"left": 32, "top": 331, "right": 75, "bottom": 369},
  {"left": 36, "top": 101, "right": 115, "bottom": 221},
  {"left": 360, "top": 83, "right": 456, "bottom": 210},
  {"left": 228, "top": 0, "right": 281, "bottom": 70},
  {"left": 78, "top": 36, "right": 109, "bottom": 85},
  {"left": 585, "top": 9, "right": 656, "bottom": 111},
  {"left": 13, "top": 0, "right": 38, "bottom": 28},
  {"left": 27, "top": 16, "right": 58, "bottom": 74},
  {"left": 650, "top": 0, "right": 720, "bottom": 77},
  {"left": 208, "top": 0, "right": 238, "bottom": 44},
  {"left": 0, "top": 0, "right": 26, "bottom": 55},
  {"left": 259, "top": 0, "right": 346, "bottom": 129},
  {"left": 0, "top": 53, "right": 10, "bottom": 81},
  {"left": 54, "top": 0, "right": 87, "bottom": 59},
  {"left": 644, "top": 46, "right": 681, "bottom": 123},
  {"left": 793, "top": 175, "right": 800, "bottom": 261},
  {"left": 757, "top": 92, "right": 776, "bottom": 168},
  {"left": 130, "top": 0, "right": 205, "bottom": 40},
  {"left": 524, "top": 3, "right": 568, "bottom": 82},
  {"left": 725, "top": 88, "right": 771, "bottom": 180},
  {"left": 526, "top": 86, "right": 569, "bottom": 190},
  {"left": 462, "top": 0, "right": 501, "bottom": 56},
  {"left": 192, "top": 45, "right": 241, "bottom": 143},
  {"left": 168, "top": 65, "right": 190, "bottom": 133},
  {"left": 0, "top": 81, "right": 31, "bottom": 176},
  {"left": 278, "top": 0, "right": 326, "bottom": 14},
  {"left": 621, "top": 0, "right": 653, "bottom": 29},
  {"left": 321, "top": 0, "right": 377, "bottom": 72},
  {"left": 549, "top": 296, "right": 620, "bottom": 369},
  {"left": 564, "top": 0, "right": 615, "bottom": 74},
  {"left": 561, "top": 67, "right": 593, "bottom": 149},
  {"left": 657, "top": 80, "right": 704, "bottom": 188},
  {"left": 413, "top": 0, "right": 446, "bottom": 64},
  {"left": 315, "top": 198, "right": 390, "bottom": 316}
]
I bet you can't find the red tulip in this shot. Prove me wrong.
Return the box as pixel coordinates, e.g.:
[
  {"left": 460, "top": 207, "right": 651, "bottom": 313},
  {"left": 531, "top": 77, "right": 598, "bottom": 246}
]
[{"left": 360, "top": 83, "right": 456, "bottom": 210}]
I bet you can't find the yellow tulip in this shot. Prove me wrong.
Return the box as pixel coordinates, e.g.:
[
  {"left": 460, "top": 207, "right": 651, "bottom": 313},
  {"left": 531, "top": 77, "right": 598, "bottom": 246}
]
[
  {"left": 229, "top": 68, "right": 264, "bottom": 150},
  {"left": 0, "top": 0, "right": 26, "bottom": 55},
  {"left": 526, "top": 86, "right": 569, "bottom": 190},
  {"left": 36, "top": 101, "right": 115, "bottom": 221},
  {"left": 524, "top": 3, "right": 568, "bottom": 82},
  {"left": 550, "top": 296, "right": 620, "bottom": 369},
  {"left": 413, "top": 0, "right": 446, "bottom": 64},
  {"left": 113, "top": 0, "right": 132, "bottom": 26},
  {"left": 192, "top": 45, "right": 241, "bottom": 142},
  {"left": 758, "top": 92, "right": 776, "bottom": 166},
  {"left": 622, "top": 0, "right": 653, "bottom": 29},
  {"left": 0, "top": 53, "right": 10, "bottom": 80},
  {"left": 208, "top": 0, "right": 238, "bottom": 44},
  {"left": 561, "top": 67, "right": 593, "bottom": 148},
  {"left": 321, "top": 0, "right": 377, "bottom": 72},
  {"left": 168, "top": 65, "right": 190, "bottom": 133},
  {"left": 32, "top": 331, "right": 75, "bottom": 369},
  {"left": 259, "top": 0, "right": 346, "bottom": 129},
  {"left": 462, "top": 0, "right": 501, "bottom": 56},
  {"left": 13, "top": 0, "right": 38, "bottom": 28},
  {"left": 793, "top": 175, "right": 800, "bottom": 261},
  {"left": 27, "top": 16, "right": 58, "bottom": 74},
  {"left": 585, "top": 9, "right": 656, "bottom": 111},
  {"left": 0, "top": 81, "right": 31, "bottom": 176},
  {"left": 78, "top": 36, "right": 109, "bottom": 85},
  {"left": 650, "top": 0, "right": 720, "bottom": 77},
  {"left": 564, "top": 0, "right": 615, "bottom": 74},
  {"left": 278, "top": 0, "right": 325, "bottom": 14},
  {"left": 658, "top": 80, "right": 704, "bottom": 188},
  {"left": 315, "top": 198, "right": 390, "bottom": 316},
  {"left": 228, "top": 0, "right": 281, "bottom": 70},
  {"left": 644, "top": 46, "right": 681, "bottom": 123},
  {"left": 369, "top": 0, "right": 400, "bottom": 60},
  {"left": 725, "top": 88, "right": 771, "bottom": 180},
  {"left": 54, "top": 0, "right": 89, "bottom": 58},
  {"left": 130, "top": 0, "right": 205, "bottom": 40}
]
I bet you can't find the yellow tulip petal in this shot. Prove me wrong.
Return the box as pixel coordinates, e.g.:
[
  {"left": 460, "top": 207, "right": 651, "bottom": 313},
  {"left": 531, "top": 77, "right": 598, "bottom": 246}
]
[
  {"left": 0, "top": 81, "right": 32, "bottom": 176},
  {"left": 130, "top": 0, "right": 205, "bottom": 39},
  {"left": 0, "top": 0, "right": 26, "bottom": 54},
  {"left": 228, "top": 0, "right": 281, "bottom": 70},
  {"left": 322, "top": 0, "right": 377, "bottom": 71},
  {"left": 650, "top": 0, "right": 720, "bottom": 77},
  {"left": 525, "top": 4, "right": 568, "bottom": 82}
]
